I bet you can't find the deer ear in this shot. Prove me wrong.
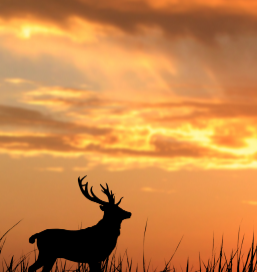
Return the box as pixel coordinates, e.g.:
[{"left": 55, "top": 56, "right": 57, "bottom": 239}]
[{"left": 100, "top": 205, "right": 105, "bottom": 211}]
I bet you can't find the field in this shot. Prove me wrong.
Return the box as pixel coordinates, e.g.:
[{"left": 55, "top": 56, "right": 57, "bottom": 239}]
[{"left": 1, "top": 221, "right": 257, "bottom": 272}]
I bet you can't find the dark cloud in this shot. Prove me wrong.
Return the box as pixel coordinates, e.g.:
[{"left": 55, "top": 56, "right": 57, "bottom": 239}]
[
  {"left": 140, "top": 101, "right": 257, "bottom": 123},
  {"left": 0, "top": 132, "right": 238, "bottom": 160},
  {"left": 0, "top": 104, "right": 111, "bottom": 135},
  {"left": 0, "top": 135, "right": 74, "bottom": 152},
  {"left": 85, "top": 142, "right": 236, "bottom": 159},
  {"left": 210, "top": 123, "right": 254, "bottom": 148},
  {"left": 0, "top": 104, "right": 243, "bottom": 160},
  {"left": 0, "top": 1, "right": 257, "bottom": 42},
  {"left": 149, "top": 135, "right": 236, "bottom": 159}
]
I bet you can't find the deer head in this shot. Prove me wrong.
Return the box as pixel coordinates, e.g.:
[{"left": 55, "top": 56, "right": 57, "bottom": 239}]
[{"left": 78, "top": 175, "right": 131, "bottom": 221}]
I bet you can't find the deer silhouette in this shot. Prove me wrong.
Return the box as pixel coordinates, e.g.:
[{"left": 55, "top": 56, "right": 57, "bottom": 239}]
[{"left": 28, "top": 175, "right": 131, "bottom": 272}]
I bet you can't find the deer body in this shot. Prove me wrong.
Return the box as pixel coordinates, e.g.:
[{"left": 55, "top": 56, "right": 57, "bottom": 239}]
[
  {"left": 28, "top": 176, "right": 131, "bottom": 272},
  {"left": 29, "top": 221, "right": 120, "bottom": 263}
]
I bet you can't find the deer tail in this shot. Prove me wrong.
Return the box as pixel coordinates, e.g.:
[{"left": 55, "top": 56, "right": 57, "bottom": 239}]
[{"left": 29, "top": 233, "right": 38, "bottom": 244}]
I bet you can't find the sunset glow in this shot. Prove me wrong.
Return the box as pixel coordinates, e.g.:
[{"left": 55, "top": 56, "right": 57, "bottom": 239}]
[{"left": 2, "top": 0, "right": 257, "bottom": 270}]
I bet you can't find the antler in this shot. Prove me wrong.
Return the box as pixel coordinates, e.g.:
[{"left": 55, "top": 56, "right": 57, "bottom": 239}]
[
  {"left": 78, "top": 176, "right": 123, "bottom": 206},
  {"left": 100, "top": 183, "right": 115, "bottom": 205},
  {"left": 100, "top": 183, "right": 123, "bottom": 205},
  {"left": 100, "top": 183, "right": 123, "bottom": 206},
  {"left": 116, "top": 196, "right": 123, "bottom": 206},
  {"left": 78, "top": 176, "right": 108, "bottom": 206}
]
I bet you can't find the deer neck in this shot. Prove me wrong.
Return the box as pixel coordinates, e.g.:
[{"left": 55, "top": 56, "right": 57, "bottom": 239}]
[{"left": 97, "top": 216, "right": 122, "bottom": 236}]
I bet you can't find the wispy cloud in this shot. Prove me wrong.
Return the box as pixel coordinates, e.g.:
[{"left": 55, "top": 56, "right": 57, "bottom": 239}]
[
  {"left": 242, "top": 200, "right": 257, "bottom": 206},
  {"left": 5, "top": 78, "right": 34, "bottom": 85},
  {"left": 36, "top": 167, "right": 64, "bottom": 172},
  {"left": 141, "top": 187, "right": 175, "bottom": 194},
  {"left": 73, "top": 167, "right": 90, "bottom": 172}
]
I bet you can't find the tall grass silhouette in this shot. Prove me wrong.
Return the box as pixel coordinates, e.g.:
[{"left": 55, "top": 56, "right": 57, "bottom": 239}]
[{"left": 2, "top": 221, "right": 257, "bottom": 272}]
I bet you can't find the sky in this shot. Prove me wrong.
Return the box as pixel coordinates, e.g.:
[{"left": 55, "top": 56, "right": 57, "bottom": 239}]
[{"left": 1, "top": 0, "right": 257, "bottom": 270}]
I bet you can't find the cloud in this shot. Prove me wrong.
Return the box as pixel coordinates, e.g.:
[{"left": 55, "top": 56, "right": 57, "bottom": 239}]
[
  {"left": 73, "top": 167, "right": 89, "bottom": 171},
  {"left": 0, "top": 128, "right": 254, "bottom": 171},
  {"left": 22, "top": 88, "right": 257, "bottom": 122},
  {"left": 1, "top": 84, "right": 257, "bottom": 171},
  {"left": 149, "top": 135, "right": 235, "bottom": 159},
  {"left": 242, "top": 200, "right": 257, "bottom": 206},
  {"left": 36, "top": 167, "right": 64, "bottom": 172},
  {"left": 141, "top": 187, "right": 175, "bottom": 193},
  {"left": 0, "top": 132, "right": 239, "bottom": 161},
  {"left": 22, "top": 88, "right": 111, "bottom": 109},
  {"left": 211, "top": 123, "right": 253, "bottom": 148},
  {"left": 4, "top": 78, "right": 33, "bottom": 85},
  {"left": 1, "top": 1, "right": 257, "bottom": 43},
  {"left": 1, "top": 2, "right": 257, "bottom": 171},
  {"left": 140, "top": 101, "right": 257, "bottom": 125},
  {"left": 0, "top": 104, "right": 111, "bottom": 135}
]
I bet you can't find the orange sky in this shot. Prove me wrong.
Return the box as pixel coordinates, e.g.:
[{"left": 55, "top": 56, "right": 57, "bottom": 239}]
[{"left": 1, "top": 0, "right": 257, "bottom": 270}]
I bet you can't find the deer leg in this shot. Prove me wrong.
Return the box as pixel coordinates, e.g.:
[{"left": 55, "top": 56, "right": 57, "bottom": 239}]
[
  {"left": 28, "top": 254, "right": 45, "bottom": 272},
  {"left": 41, "top": 258, "right": 56, "bottom": 272},
  {"left": 88, "top": 261, "right": 101, "bottom": 272}
]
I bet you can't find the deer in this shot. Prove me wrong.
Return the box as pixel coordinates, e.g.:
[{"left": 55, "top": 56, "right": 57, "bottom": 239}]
[{"left": 28, "top": 175, "right": 131, "bottom": 272}]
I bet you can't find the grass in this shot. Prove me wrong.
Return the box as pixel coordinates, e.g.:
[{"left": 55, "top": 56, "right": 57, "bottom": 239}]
[{"left": 1, "top": 222, "right": 257, "bottom": 272}]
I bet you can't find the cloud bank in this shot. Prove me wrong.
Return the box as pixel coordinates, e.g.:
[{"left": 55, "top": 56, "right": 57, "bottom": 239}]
[{"left": 1, "top": 1, "right": 257, "bottom": 170}]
